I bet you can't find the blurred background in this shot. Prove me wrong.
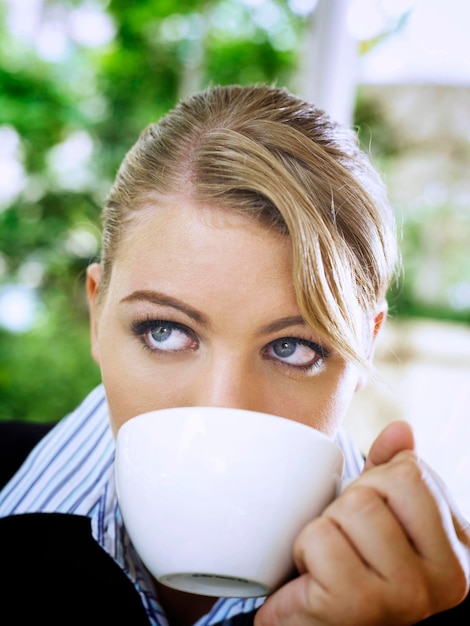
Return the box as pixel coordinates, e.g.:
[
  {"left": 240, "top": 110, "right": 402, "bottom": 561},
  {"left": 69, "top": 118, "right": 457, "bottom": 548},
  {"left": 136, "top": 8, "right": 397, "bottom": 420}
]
[{"left": 0, "top": 0, "right": 469, "bottom": 513}]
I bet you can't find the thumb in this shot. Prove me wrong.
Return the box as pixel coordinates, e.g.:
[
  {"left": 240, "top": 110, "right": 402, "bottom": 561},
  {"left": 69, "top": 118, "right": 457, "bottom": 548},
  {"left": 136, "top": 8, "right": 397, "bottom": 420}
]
[{"left": 364, "top": 420, "right": 415, "bottom": 471}]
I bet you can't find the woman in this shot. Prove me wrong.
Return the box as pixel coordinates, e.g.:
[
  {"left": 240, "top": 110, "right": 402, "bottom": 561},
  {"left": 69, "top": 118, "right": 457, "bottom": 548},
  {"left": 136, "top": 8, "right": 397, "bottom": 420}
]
[{"left": 0, "top": 84, "right": 468, "bottom": 625}]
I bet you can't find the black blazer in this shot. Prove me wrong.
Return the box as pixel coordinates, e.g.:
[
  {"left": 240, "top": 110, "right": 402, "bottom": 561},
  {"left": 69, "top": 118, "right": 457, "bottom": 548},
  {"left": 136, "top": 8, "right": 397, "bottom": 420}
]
[{"left": 0, "top": 420, "right": 468, "bottom": 625}]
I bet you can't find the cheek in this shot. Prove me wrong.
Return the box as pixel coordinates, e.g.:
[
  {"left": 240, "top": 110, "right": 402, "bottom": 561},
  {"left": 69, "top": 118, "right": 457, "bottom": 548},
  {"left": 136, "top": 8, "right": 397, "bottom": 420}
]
[
  {"left": 321, "top": 370, "right": 361, "bottom": 436},
  {"left": 92, "top": 312, "right": 178, "bottom": 436},
  {"left": 101, "top": 352, "right": 195, "bottom": 438},
  {"left": 279, "top": 368, "right": 360, "bottom": 438}
]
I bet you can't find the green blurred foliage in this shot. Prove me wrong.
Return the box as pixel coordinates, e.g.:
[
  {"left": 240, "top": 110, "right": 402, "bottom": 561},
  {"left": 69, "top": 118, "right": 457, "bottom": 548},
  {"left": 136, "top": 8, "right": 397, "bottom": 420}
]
[
  {"left": 354, "top": 84, "right": 470, "bottom": 325},
  {"left": 0, "top": 0, "right": 468, "bottom": 423},
  {"left": 0, "top": 0, "right": 305, "bottom": 422}
]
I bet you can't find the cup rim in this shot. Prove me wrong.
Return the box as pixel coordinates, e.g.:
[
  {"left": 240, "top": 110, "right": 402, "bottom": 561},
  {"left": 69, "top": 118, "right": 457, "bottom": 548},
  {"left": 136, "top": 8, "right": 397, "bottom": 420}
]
[{"left": 117, "top": 405, "right": 338, "bottom": 448}]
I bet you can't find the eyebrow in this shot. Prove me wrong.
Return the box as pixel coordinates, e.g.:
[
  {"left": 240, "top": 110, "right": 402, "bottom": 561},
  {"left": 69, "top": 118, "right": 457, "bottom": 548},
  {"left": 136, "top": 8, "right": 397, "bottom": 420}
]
[
  {"left": 258, "top": 316, "right": 307, "bottom": 335},
  {"left": 120, "top": 290, "right": 211, "bottom": 328},
  {"left": 120, "top": 290, "right": 307, "bottom": 336}
]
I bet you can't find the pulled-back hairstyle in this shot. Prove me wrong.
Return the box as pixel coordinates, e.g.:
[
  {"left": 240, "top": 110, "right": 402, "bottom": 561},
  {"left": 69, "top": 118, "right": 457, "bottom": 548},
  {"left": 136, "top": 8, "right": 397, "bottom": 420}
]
[{"left": 100, "top": 84, "right": 398, "bottom": 368}]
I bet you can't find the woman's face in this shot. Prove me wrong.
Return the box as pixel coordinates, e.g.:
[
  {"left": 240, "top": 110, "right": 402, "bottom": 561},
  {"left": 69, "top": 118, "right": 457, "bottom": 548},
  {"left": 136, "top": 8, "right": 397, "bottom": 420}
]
[{"left": 87, "top": 199, "right": 377, "bottom": 438}]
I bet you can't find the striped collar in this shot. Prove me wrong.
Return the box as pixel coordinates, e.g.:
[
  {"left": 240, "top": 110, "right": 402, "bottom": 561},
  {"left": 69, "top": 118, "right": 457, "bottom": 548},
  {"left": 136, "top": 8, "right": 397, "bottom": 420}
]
[{"left": 0, "top": 384, "right": 363, "bottom": 625}]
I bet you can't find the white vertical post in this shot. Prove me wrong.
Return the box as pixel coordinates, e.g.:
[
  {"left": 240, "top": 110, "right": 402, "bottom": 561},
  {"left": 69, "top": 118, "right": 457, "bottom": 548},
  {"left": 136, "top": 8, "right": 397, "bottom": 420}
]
[{"left": 298, "top": 0, "right": 357, "bottom": 127}]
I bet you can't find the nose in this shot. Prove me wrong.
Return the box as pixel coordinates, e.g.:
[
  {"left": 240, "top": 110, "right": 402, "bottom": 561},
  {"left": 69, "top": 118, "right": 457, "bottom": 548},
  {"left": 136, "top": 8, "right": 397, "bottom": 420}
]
[{"left": 189, "top": 354, "right": 263, "bottom": 412}]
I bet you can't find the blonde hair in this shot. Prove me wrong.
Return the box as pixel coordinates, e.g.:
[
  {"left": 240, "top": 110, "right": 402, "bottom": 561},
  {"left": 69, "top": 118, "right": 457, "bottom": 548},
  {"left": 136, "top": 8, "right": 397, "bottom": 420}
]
[{"left": 101, "top": 84, "right": 398, "bottom": 368}]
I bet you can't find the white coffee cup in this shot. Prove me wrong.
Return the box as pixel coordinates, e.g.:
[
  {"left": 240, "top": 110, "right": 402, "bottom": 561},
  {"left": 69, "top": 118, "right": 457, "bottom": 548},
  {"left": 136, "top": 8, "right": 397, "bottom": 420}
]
[{"left": 115, "top": 406, "right": 344, "bottom": 598}]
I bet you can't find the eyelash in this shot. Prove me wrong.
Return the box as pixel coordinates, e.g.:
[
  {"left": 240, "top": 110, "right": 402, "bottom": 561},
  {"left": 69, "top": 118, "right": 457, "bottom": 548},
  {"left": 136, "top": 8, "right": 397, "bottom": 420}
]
[
  {"left": 131, "top": 318, "right": 197, "bottom": 353},
  {"left": 130, "top": 317, "right": 330, "bottom": 371},
  {"left": 267, "top": 337, "right": 330, "bottom": 372}
]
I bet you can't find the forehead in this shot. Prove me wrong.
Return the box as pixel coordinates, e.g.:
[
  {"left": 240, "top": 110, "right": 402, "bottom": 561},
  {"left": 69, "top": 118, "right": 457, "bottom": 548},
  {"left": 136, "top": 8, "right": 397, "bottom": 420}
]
[
  {"left": 117, "top": 197, "right": 289, "bottom": 255},
  {"left": 109, "top": 199, "right": 296, "bottom": 311}
]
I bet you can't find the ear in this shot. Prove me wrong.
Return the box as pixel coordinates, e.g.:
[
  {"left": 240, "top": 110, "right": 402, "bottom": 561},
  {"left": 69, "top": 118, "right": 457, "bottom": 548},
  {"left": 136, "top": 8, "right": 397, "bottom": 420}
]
[
  {"left": 86, "top": 263, "right": 103, "bottom": 366},
  {"left": 355, "top": 301, "right": 388, "bottom": 392},
  {"left": 370, "top": 301, "right": 388, "bottom": 349}
]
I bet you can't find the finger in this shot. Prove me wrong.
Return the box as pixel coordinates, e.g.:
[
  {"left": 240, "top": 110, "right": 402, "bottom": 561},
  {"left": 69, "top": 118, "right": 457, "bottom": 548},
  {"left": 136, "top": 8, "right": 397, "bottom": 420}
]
[
  {"left": 364, "top": 420, "right": 415, "bottom": 471},
  {"left": 254, "top": 577, "right": 316, "bottom": 626},
  {"left": 428, "top": 461, "right": 470, "bottom": 549},
  {"left": 294, "top": 515, "right": 372, "bottom": 586},
  {"left": 352, "top": 450, "right": 469, "bottom": 609},
  {"left": 321, "top": 483, "right": 421, "bottom": 581},
  {"left": 365, "top": 421, "right": 470, "bottom": 586},
  {"left": 360, "top": 451, "right": 451, "bottom": 554},
  {"left": 258, "top": 518, "right": 379, "bottom": 626}
]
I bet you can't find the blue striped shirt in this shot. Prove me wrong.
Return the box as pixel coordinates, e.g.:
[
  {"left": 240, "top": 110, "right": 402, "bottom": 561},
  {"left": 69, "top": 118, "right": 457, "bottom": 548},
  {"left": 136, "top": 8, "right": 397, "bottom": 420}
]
[{"left": 0, "top": 384, "right": 364, "bottom": 625}]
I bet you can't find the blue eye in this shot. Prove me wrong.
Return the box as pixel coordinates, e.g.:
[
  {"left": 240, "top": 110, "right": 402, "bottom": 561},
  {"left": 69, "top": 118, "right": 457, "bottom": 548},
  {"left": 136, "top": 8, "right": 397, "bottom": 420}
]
[
  {"left": 149, "top": 323, "right": 173, "bottom": 344},
  {"left": 132, "top": 319, "right": 197, "bottom": 353},
  {"left": 264, "top": 337, "right": 328, "bottom": 370},
  {"left": 272, "top": 338, "right": 297, "bottom": 358}
]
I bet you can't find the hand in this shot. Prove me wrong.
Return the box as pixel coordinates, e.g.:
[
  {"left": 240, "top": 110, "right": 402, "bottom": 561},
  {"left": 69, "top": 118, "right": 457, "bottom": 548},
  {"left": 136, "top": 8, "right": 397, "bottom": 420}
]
[{"left": 255, "top": 421, "right": 470, "bottom": 626}]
